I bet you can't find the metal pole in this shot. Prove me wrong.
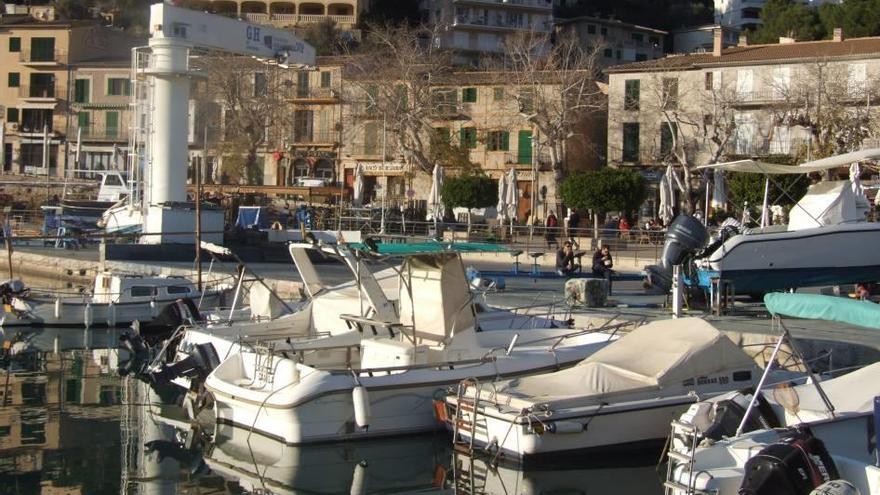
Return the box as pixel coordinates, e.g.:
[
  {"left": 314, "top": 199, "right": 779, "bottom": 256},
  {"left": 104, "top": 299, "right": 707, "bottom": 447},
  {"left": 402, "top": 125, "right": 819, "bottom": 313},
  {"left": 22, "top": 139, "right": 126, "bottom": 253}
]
[
  {"left": 760, "top": 176, "right": 770, "bottom": 228},
  {"left": 196, "top": 125, "right": 206, "bottom": 292},
  {"left": 380, "top": 114, "right": 386, "bottom": 234},
  {"left": 3, "top": 211, "right": 12, "bottom": 280}
]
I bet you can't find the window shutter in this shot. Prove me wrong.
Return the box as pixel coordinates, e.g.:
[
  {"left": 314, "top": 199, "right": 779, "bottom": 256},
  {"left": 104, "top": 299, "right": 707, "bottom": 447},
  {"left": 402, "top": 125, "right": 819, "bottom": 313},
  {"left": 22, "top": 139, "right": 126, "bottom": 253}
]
[{"left": 501, "top": 131, "right": 509, "bottom": 151}]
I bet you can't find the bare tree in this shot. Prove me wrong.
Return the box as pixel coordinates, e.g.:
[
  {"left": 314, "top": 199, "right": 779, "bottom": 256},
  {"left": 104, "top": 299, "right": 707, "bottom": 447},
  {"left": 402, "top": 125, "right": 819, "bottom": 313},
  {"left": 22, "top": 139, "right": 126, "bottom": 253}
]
[
  {"left": 192, "top": 55, "right": 292, "bottom": 184},
  {"left": 341, "top": 23, "right": 456, "bottom": 174},
  {"left": 500, "top": 32, "right": 605, "bottom": 181}
]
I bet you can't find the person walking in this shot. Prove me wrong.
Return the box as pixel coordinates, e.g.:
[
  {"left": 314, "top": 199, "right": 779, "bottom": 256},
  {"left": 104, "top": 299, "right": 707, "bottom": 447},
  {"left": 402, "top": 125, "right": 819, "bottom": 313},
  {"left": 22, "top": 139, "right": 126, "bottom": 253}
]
[
  {"left": 592, "top": 245, "right": 614, "bottom": 294},
  {"left": 545, "top": 211, "right": 559, "bottom": 249}
]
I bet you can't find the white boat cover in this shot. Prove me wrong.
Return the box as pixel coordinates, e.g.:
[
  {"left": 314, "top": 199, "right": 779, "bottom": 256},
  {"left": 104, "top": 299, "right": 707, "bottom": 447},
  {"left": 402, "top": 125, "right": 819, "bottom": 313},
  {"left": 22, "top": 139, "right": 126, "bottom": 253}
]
[
  {"left": 769, "top": 361, "right": 880, "bottom": 424},
  {"left": 249, "top": 283, "right": 284, "bottom": 320},
  {"left": 310, "top": 268, "right": 399, "bottom": 335},
  {"left": 788, "top": 180, "right": 864, "bottom": 231},
  {"left": 398, "top": 253, "right": 474, "bottom": 344},
  {"left": 485, "top": 318, "right": 757, "bottom": 410}
]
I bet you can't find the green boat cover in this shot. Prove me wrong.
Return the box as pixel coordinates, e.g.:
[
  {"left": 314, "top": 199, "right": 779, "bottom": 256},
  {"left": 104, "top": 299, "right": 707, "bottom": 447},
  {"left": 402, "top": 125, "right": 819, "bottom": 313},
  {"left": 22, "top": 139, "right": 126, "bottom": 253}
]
[
  {"left": 346, "top": 241, "right": 510, "bottom": 255},
  {"left": 764, "top": 292, "right": 880, "bottom": 330}
]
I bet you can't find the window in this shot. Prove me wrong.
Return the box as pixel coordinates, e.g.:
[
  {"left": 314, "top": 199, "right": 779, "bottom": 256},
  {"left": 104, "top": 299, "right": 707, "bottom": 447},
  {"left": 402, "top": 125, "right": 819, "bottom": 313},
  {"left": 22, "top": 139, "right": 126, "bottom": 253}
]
[
  {"left": 773, "top": 67, "right": 791, "bottom": 98},
  {"left": 660, "top": 122, "right": 678, "bottom": 156},
  {"left": 616, "top": 50, "right": 622, "bottom": 60},
  {"left": 77, "top": 111, "right": 90, "bottom": 129},
  {"left": 293, "top": 110, "right": 313, "bottom": 142},
  {"left": 167, "top": 286, "right": 191, "bottom": 294},
  {"left": 635, "top": 53, "right": 647, "bottom": 62},
  {"left": 7, "top": 72, "right": 19, "bottom": 88},
  {"left": 130, "top": 286, "right": 156, "bottom": 297},
  {"left": 74, "top": 79, "right": 90, "bottom": 103},
  {"left": 487, "top": 131, "right": 509, "bottom": 151},
  {"left": 704, "top": 71, "right": 713, "bottom": 91},
  {"left": 622, "top": 123, "right": 640, "bottom": 162},
  {"left": 462, "top": 87, "right": 477, "bottom": 103},
  {"left": 518, "top": 130, "right": 532, "bottom": 164},
  {"left": 603, "top": 48, "right": 613, "bottom": 58},
  {"left": 320, "top": 71, "right": 331, "bottom": 88},
  {"left": 624, "top": 79, "right": 640, "bottom": 111},
  {"left": 703, "top": 114, "right": 713, "bottom": 126},
  {"left": 365, "top": 85, "right": 378, "bottom": 115},
  {"left": 6, "top": 108, "right": 18, "bottom": 123},
  {"left": 30, "top": 37, "right": 55, "bottom": 62},
  {"left": 493, "top": 87, "right": 504, "bottom": 101},
  {"left": 432, "top": 127, "right": 450, "bottom": 151},
  {"left": 460, "top": 127, "right": 477, "bottom": 149},
  {"left": 29, "top": 73, "right": 54, "bottom": 98},
  {"left": 662, "top": 78, "right": 678, "bottom": 110},
  {"left": 363, "top": 121, "right": 379, "bottom": 155},
  {"left": 631, "top": 33, "right": 644, "bottom": 43},
  {"left": 649, "top": 36, "right": 660, "bottom": 46},
  {"left": 587, "top": 24, "right": 596, "bottom": 34},
  {"left": 600, "top": 27, "right": 607, "bottom": 36},
  {"left": 8, "top": 37, "right": 20, "bottom": 52},
  {"left": 518, "top": 89, "right": 535, "bottom": 113},
  {"left": 107, "top": 77, "right": 131, "bottom": 96},
  {"left": 253, "top": 72, "right": 267, "bottom": 97},
  {"left": 297, "top": 70, "right": 310, "bottom": 98},
  {"left": 736, "top": 69, "right": 753, "bottom": 98}
]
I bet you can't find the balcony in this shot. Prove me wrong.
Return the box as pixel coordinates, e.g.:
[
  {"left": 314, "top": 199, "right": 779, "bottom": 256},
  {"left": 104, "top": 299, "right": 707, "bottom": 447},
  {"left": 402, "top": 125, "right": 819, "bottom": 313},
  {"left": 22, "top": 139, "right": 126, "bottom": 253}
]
[
  {"left": 19, "top": 49, "right": 67, "bottom": 65},
  {"left": 283, "top": 86, "right": 340, "bottom": 101},
  {"left": 453, "top": 15, "right": 551, "bottom": 32},
  {"left": 72, "top": 125, "right": 129, "bottom": 142},
  {"left": 452, "top": 0, "right": 552, "bottom": 11},
  {"left": 243, "top": 13, "right": 356, "bottom": 27},
  {"left": 291, "top": 130, "right": 337, "bottom": 145},
  {"left": 18, "top": 85, "right": 64, "bottom": 101}
]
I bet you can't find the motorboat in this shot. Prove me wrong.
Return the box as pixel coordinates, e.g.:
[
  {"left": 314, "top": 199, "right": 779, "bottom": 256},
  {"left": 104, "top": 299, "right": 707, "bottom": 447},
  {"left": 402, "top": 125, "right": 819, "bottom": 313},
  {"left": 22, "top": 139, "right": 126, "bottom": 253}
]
[
  {"left": 441, "top": 317, "right": 801, "bottom": 463},
  {"left": 136, "top": 241, "right": 581, "bottom": 392},
  {"left": 665, "top": 293, "right": 880, "bottom": 495},
  {"left": 0, "top": 272, "right": 230, "bottom": 328},
  {"left": 200, "top": 242, "right": 622, "bottom": 445},
  {"left": 646, "top": 148, "right": 880, "bottom": 294}
]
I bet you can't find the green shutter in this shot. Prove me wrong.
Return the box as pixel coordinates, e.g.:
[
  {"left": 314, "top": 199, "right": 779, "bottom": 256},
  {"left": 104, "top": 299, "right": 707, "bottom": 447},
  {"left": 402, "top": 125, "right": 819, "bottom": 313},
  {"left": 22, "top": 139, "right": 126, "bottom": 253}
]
[
  {"left": 459, "top": 127, "right": 467, "bottom": 147},
  {"left": 106, "top": 111, "right": 119, "bottom": 137},
  {"left": 501, "top": 131, "right": 509, "bottom": 151},
  {"left": 517, "top": 130, "right": 532, "bottom": 164},
  {"left": 8, "top": 73, "right": 19, "bottom": 88},
  {"left": 321, "top": 71, "right": 331, "bottom": 88},
  {"left": 77, "top": 111, "right": 90, "bottom": 129},
  {"left": 9, "top": 37, "right": 20, "bottom": 52},
  {"left": 75, "top": 79, "right": 89, "bottom": 103},
  {"left": 30, "top": 37, "right": 55, "bottom": 62},
  {"left": 462, "top": 87, "right": 477, "bottom": 103},
  {"left": 6, "top": 108, "right": 18, "bottom": 123}
]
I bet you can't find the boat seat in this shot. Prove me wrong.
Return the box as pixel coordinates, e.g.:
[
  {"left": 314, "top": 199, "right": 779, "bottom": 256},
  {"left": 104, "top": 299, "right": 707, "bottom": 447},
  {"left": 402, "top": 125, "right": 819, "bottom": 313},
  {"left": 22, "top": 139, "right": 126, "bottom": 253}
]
[
  {"left": 340, "top": 313, "right": 402, "bottom": 337},
  {"left": 360, "top": 338, "right": 428, "bottom": 371}
]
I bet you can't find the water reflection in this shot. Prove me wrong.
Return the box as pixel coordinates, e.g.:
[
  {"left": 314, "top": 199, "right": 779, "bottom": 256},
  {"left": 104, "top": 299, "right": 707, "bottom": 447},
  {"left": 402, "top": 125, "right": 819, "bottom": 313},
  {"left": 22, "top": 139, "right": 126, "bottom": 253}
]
[{"left": 0, "top": 328, "right": 666, "bottom": 494}]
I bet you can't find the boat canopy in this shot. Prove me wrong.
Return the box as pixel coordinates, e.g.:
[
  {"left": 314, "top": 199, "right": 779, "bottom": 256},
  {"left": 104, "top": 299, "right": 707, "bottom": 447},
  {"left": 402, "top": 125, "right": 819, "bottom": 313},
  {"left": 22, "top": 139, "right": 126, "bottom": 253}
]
[
  {"left": 787, "top": 180, "right": 867, "bottom": 230},
  {"left": 346, "top": 241, "right": 510, "bottom": 255},
  {"left": 398, "top": 253, "right": 474, "bottom": 343},
  {"left": 485, "top": 318, "right": 756, "bottom": 410},
  {"left": 764, "top": 293, "right": 880, "bottom": 330},
  {"left": 695, "top": 148, "right": 880, "bottom": 175}
]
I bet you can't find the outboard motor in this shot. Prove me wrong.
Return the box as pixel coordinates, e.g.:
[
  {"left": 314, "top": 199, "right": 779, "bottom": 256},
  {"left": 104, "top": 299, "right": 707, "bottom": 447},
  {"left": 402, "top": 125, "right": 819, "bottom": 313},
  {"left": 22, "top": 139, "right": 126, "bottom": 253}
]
[
  {"left": 739, "top": 426, "right": 838, "bottom": 495},
  {"left": 137, "top": 299, "right": 203, "bottom": 342},
  {"left": 0, "top": 279, "right": 29, "bottom": 305},
  {"left": 644, "top": 214, "right": 708, "bottom": 292}
]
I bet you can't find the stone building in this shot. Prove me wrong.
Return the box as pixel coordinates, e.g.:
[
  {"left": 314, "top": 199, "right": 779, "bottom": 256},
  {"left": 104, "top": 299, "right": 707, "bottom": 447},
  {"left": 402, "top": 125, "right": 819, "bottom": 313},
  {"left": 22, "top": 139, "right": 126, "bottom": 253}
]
[
  {"left": 555, "top": 15, "right": 667, "bottom": 67},
  {"left": 185, "top": 0, "right": 362, "bottom": 30}
]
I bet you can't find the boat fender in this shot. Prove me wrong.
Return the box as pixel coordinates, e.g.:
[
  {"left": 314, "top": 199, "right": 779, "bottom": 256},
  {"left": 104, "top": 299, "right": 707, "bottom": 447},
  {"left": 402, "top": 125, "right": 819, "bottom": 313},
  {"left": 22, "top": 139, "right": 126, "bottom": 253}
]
[
  {"left": 810, "top": 480, "right": 860, "bottom": 495},
  {"left": 108, "top": 302, "right": 117, "bottom": 327},
  {"left": 54, "top": 298, "right": 62, "bottom": 319},
  {"left": 350, "top": 460, "right": 368, "bottom": 495},
  {"left": 84, "top": 303, "right": 93, "bottom": 328},
  {"left": 547, "top": 421, "right": 584, "bottom": 434},
  {"left": 150, "top": 298, "right": 158, "bottom": 318},
  {"left": 352, "top": 386, "right": 370, "bottom": 430}
]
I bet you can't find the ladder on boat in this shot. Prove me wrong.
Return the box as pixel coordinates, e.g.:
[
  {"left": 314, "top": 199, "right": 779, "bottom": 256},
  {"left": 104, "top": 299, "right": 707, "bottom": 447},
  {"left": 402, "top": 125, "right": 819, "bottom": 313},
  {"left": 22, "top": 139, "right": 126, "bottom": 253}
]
[
  {"left": 452, "top": 378, "right": 482, "bottom": 454},
  {"left": 253, "top": 342, "right": 277, "bottom": 386},
  {"left": 663, "top": 419, "right": 702, "bottom": 495},
  {"left": 451, "top": 448, "right": 489, "bottom": 495}
]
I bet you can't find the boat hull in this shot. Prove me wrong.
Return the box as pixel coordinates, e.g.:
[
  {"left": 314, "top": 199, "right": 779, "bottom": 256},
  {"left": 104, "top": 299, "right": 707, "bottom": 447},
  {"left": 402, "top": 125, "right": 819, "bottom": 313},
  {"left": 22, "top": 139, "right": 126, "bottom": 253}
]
[{"left": 700, "top": 223, "right": 880, "bottom": 293}]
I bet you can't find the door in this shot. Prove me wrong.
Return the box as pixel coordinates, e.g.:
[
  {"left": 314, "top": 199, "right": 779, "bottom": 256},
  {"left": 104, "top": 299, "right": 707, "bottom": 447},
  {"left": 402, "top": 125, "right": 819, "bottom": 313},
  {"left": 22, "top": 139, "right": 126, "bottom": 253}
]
[
  {"left": 30, "top": 37, "right": 55, "bottom": 62},
  {"left": 517, "top": 130, "right": 532, "bottom": 165},
  {"left": 105, "top": 111, "right": 119, "bottom": 138},
  {"left": 517, "top": 181, "right": 531, "bottom": 221}
]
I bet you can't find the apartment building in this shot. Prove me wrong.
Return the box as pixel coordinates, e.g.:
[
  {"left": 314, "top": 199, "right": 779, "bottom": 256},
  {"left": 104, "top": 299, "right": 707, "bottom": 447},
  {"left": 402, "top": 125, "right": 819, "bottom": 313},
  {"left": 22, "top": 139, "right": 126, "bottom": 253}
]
[
  {"left": 714, "top": 0, "right": 842, "bottom": 31},
  {"left": 420, "top": 0, "right": 554, "bottom": 63},
  {"left": 671, "top": 24, "right": 739, "bottom": 54},
  {"left": 188, "top": 0, "right": 362, "bottom": 30},
  {"left": 605, "top": 29, "right": 880, "bottom": 170},
  {"left": 0, "top": 15, "right": 139, "bottom": 177},
  {"left": 555, "top": 15, "right": 667, "bottom": 67}
]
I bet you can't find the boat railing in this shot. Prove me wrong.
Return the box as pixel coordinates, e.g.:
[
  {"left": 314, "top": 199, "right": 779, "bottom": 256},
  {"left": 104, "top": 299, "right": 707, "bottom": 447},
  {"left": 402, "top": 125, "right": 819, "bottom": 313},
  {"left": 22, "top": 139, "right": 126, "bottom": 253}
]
[{"left": 326, "top": 356, "right": 499, "bottom": 378}]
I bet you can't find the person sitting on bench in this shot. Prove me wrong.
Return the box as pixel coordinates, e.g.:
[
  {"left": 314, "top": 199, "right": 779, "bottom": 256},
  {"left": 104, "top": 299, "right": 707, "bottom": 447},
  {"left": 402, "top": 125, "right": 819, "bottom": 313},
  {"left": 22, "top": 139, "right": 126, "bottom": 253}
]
[{"left": 556, "top": 241, "right": 577, "bottom": 276}]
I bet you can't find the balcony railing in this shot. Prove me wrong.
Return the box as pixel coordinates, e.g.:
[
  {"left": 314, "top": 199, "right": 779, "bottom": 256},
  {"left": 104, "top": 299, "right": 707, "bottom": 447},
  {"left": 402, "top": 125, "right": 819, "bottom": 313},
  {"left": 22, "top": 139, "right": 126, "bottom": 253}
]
[
  {"left": 19, "top": 49, "right": 67, "bottom": 64},
  {"left": 72, "top": 125, "right": 129, "bottom": 142},
  {"left": 284, "top": 86, "right": 340, "bottom": 100},
  {"left": 291, "top": 130, "right": 337, "bottom": 144},
  {"left": 453, "top": 15, "right": 551, "bottom": 32},
  {"left": 452, "top": 0, "right": 553, "bottom": 10},
  {"left": 244, "top": 13, "right": 356, "bottom": 26},
  {"left": 18, "top": 85, "right": 64, "bottom": 100}
]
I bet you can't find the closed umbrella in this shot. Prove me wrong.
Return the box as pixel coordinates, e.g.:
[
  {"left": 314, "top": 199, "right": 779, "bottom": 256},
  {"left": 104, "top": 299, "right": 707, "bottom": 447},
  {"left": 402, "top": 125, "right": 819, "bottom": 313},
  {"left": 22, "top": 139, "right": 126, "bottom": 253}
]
[
  {"left": 0, "top": 121, "right": 6, "bottom": 170},
  {"left": 710, "top": 169, "right": 727, "bottom": 211},
  {"left": 850, "top": 162, "right": 865, "bottom": 198},
  {"left": 427, "top": 164, "right": 444, "bottom": 233},
  {"left": 352, "top": 163, "right": 365, "bottom": 207},
  {"left": 496, "top": 174, "right": 507, "bottom": 224},
  {"left": 659, "top": 165, "right": 675, "bottom": 225},
  {"left": 505, "top": 168, "right": 518, "bottom": 235}
]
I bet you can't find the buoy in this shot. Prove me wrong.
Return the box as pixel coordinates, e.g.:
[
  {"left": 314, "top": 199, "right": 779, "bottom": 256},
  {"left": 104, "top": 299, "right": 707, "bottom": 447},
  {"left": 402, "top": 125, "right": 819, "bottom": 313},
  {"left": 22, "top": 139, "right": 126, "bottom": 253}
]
[
  {"left": 107, "top": 302, "right": 116, "bottom": 327},
  {"left": 83, "top": 303, "right": 93, "bottom": 328},
  {"left": 352, "top": 386, "right": 370, "bottom": 430},
  {"left": 547, "top": 421, "right": 584, "bottom": 434},
  {"left": 54, "top": 298, "right": 62, "bottom": 319},
  {"left": 350, "top": 460, "right": 368, "bottom": 495}
]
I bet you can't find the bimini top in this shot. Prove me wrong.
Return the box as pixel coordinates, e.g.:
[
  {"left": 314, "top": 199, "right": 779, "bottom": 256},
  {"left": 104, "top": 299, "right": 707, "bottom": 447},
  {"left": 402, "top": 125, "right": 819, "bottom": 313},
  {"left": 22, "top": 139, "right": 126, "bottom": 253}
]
[
  {"left": 346, "top": 241, "right": 510, "bottom": 255},
  {"left": 764, "top": 293, "right": 880, "bottom": 331},
  {"left": 695, "top": 148, "right": 880, "bottom": 175}
]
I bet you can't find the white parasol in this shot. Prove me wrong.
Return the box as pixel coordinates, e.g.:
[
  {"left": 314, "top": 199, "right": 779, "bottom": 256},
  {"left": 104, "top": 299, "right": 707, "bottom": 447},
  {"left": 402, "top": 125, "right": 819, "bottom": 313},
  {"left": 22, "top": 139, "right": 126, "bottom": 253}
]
[
  {"left": 505, "top": 168, "right": 518, "bottom": 235},
  {"left": 352, "top": 163, "right": 365, "bottom": 207}
]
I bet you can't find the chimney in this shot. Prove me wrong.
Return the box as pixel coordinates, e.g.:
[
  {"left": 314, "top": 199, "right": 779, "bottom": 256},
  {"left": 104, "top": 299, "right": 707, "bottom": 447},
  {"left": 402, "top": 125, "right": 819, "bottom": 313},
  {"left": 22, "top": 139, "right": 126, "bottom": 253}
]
[
  {"left": 779, "top": 36, "right": 796, "bottom": 44},
  {"left": 738, "top": 33, "right": 748, "bottom": 47},
  {"left": 713, "top": 27, "right": 723, "bottom": 57},
  {"left": 833, "top": 27, "right": 844, "bottom": 42}
]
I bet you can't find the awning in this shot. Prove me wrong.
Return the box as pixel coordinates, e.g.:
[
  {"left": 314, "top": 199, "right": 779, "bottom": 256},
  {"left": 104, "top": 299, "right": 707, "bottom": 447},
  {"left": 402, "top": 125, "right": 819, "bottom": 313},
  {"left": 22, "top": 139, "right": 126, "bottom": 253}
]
[
  {"left": 696, "top": 148, "right": 880, "bottom": 175},
  {"left": 764, "top": 293, "right": 880, "bottom": 330}
]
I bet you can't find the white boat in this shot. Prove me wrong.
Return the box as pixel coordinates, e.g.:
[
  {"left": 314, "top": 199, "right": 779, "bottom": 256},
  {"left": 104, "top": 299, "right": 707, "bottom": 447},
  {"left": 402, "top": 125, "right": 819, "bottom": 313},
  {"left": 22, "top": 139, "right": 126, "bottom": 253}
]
[
  {"left": 441, "top": 318, "right": 800, "bottom": 462},
  {"left": 647, "top": 148, "right": 880, "bottom": 294},
  {"left": 665, "top": 293, "right": 880, "bottom": 495},
  {"left": 201, "top": 242, "right": 621, "bottom": 445},
  {"left": 0, "top": 272, "right": 230, "bottom": 327}
]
